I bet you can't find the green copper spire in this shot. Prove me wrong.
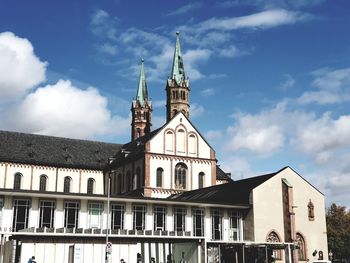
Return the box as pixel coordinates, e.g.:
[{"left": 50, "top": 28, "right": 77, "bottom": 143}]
[
  {"left": 135, "top": 58, "right": 148, "bottom": 106},
  {"left": 171, "top": 32, "right": 186, "bottom": 85}
]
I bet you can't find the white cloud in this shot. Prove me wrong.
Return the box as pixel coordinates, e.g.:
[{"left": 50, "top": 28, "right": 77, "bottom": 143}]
[
  {"left": 298, "top": 68, "right": 350, "bottom": 104},
  {"left": 0, "top": 32, "right": 47, "bottom": 102},
  {"left": 219, "top": 156, "right": 255, "bottom": 180},
  {"left": 218, "top": 0, "right": 325, "bottom": 9},
  {"left": 191, "top": 103, "right": 204, "bottom": 118},
  {"left": 186, "top": 9, "right": 309, "bottom": 34},
  {"left": 166, "top": 2, "right": 202, "bottom": 16},
  {"left": 280, "top": 74, "right": 295, "bottom": 91},
  {"left": 90, "top": 9, "right": 118, "bottom": 41},
  {"left": 183, "top": 49, "right": 211, "bottom": 80},
  {"left": 295, "top": 113, "right": 350, "bottom": 163},
  {"left": 201, "top": 88, "right": 215, "bottom": 97},
  {"left": 206, "top": 130, "right": 223, "bottom": 140},
  {"left": 3, "top": 80, "right": 129, "bottom": 139}
]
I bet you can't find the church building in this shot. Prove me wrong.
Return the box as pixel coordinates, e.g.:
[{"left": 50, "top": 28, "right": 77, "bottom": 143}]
[{"left": 0, "top": 32, "right": 328, "bottom": 263}]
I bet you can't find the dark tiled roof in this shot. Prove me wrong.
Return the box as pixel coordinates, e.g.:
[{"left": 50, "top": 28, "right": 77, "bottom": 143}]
[
  {"left": 106, "top": 128, "right": 161, "bottom": 169},
  {"left": 216, "top": 166, "right": 233, "bottom": 181},
  {"left": 0, "top": 130, "right": 121, "bottom": 170},
  {"left": 168, "top": 171, "right": 278, "bottom": 206}
]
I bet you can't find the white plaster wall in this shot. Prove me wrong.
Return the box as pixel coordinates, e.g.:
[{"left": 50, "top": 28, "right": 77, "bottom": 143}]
[
  {"left": 5, "top": 163, "right": 32, "bottom": 189},
  {"left": 252, "top": 167, "right": 328, "bottom": 260},
  {"left": 149, "top": 113, "right": 211, "bottom": 159},
  {"left": 31, "top": 166, "right": 56, "bottom": 191},
  {"left": 149, "top": 158, "right": 212, "bottom": 191}
]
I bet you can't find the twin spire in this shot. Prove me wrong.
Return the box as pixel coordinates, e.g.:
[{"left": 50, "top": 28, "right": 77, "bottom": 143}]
[
  {"left": 135, "top": 58, "right": 149, "bottom": 107},
  {"left": 171, "top": 31, "right": 186, "bottom": 85},
  {"left": 131, "top": 32, "right": 189, "bottom": 140}
]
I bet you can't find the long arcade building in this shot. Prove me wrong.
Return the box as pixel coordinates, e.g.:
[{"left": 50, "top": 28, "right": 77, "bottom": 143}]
[{"left": 0, "top": 33, "right": 328, "bottom": 263}]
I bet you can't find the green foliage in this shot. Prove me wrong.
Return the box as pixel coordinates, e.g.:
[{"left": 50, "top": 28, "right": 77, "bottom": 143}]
[{"left": 326, "top": 203, "right": 350, "bottom": 261}]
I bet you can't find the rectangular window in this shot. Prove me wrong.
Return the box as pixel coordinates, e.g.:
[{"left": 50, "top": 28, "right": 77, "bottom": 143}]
[
  {"left": 111, "top": 204, "right": 124, "bottom": 230},
  {"left": 88, "top": 203, "right": 103, "bottom": 228},
  {"left": 133, "top": 205, "right": 146, "bottom": 230},
  {"left": 174, "top": 207, "right": 186, "bottom": 232},
  {"left": 229, "top": 211, "right": 242, "bottom": 241},
  {"left": 39, "top": 200, "right": 55, "bottom": 228},
  {"left": 154, "top": 206, "right": 166, "bottom": 231},
  {"left": 193, "top": 208, "right": 204, "bottom": 236},
  {"left": 211, "top": 208, "right": 222, "bottom": 240},
  {"left": 12, "top": 199, "right": 31, "bottom": 231},
  {"left": 64, "top": 201, "right": 80, "bottom": 228}
]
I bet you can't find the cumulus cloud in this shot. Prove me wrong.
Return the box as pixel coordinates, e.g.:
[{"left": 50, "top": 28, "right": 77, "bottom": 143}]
[
  {"left": 295, "top": 113, "right": 350, "bottom": 163},
  {"left": 3, "top": 80, "right": 130, "bottom": 139},
  {"left": 0, "top": 32, "right": 47, "bottom": 102},
  {"left": 0, "top": 32, "right": 130, "bottom": 140},
  {"left": 298, "top": 67, "right": 350, "bottom": 104}
]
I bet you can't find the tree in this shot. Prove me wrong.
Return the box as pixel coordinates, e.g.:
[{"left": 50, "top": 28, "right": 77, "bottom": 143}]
[{"left": 326, "top": 203, "right": 350, "bottom": 261}]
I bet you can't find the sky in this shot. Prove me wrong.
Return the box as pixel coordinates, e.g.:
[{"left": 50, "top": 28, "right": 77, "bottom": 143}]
[{"left": 1, "top": 0, "right": 350, "bottom": 207}]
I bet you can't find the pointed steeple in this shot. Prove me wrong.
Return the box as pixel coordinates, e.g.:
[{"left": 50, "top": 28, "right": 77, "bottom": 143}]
[
  {"left": 135, "top": 59, "right": 148, "bottom": 106},
  {"left": 131, "top": 59, "right": 152, "bottom": 141},
  {"left": 171, "top": 32, "right": 186, "bottom": 85},
  {"left": 166, "top": 32, "right": 190, "bottom": 121}
]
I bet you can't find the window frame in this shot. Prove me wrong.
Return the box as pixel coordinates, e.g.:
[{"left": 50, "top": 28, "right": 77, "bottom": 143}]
[
  {"left": 63, "top": 176, "right": 72, "bottom": 193},
  {"left": 64, "top": 201, "right": 80, "bottom": 228},
  {"left": 193, "top": 208, "right": 204, "bottom": 237},
  {"left": 174, "top": 207, "right": 186, "bottom": 232},
  {"left": 39, "top": 200, "right": 55, "bottom": 228},
  {"left": 14, "top": 173, "right": 22, "bottom": 190},
  {"left": 111, "top": 204, "right": 125, "bottom": 230},
  {"left": 133, "top": 204, "right": 146, "bottom": 231},
  {"left": 156, "top": 168, "right": 163, "bottom": 188},
  {"left": 153, "top": 206, "right": 166, "bottom": 231},
  {"left": 87, "top": 178, "right": 95, "bottom": 195}
]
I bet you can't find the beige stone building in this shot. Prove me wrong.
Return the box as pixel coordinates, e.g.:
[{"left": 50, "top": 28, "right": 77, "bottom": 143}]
[{"left": 0, "top": 32, "right": 328, "bottom": 263}]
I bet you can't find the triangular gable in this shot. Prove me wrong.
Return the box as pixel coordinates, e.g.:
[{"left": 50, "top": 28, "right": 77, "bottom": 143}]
[{"left": 149, "top": 111, "right": 215, "bottom": 152}]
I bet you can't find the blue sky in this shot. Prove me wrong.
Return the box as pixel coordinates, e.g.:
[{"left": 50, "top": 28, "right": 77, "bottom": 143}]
[{"left": 1, "top": 0, "right": 350, "bottom": 207}]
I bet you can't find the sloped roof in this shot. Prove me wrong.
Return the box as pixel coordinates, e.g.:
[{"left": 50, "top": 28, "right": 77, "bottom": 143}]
[
  {"left": 106, "top": 128, "right": 161, "bottom": 170},
  {"left": 0, "top": 130, "right": 121, "bottom": 170},
  {"left": 168, "top": 171, "right": 278, "bottom": 206},
  {"left": 216, "top": 166, "right": 232, "bottom": 181}
]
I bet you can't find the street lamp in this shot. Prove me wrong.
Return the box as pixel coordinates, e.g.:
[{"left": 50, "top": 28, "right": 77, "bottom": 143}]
[{"left": 105, "top": 172, "right": 111, "bottom": 263}]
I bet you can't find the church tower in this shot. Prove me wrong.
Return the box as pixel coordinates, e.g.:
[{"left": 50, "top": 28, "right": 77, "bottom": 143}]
[
  {"left": 166, "top": 32, "right": 190, "bottom": 121},
  {"left": 131, "top": 59, "right": 152, "bottom": 140}
]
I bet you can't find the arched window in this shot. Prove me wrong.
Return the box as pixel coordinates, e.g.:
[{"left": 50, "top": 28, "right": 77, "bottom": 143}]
[
  {"left": 266, "top": 231, "right": 282, "bottom": 260},
  {"left": 177, "top": 128, "right": 185, "bottom": 153},
  {"left": 198, "top": 172, "right": 205, "bottom": 188},
  {"left": 296, "top": 233, "right": 306, "bottom": 261},
  {"left": 14, "top": 173, "right": 22, "bottom": 190},
  {"left": 39, "top": 174, "right": 48, "bottom": 191},
  {"left": 308, "top": 200, "right": 315, "bottom": 221},
  {"left": 87, "top": 178, "right": 95, "bottom": 195},
  {"left": 156, "top": 168, "right": 163, "bottom": 187},
  {"left": 175, "top": 163, "right": 187, "bottom": 189},
  {"left": 64, "top": 176, "right": 72, "bottom": 193},
  {"left": 188, "top": 134, "right": 197, "bottom": 154},
  {"left": 165, "top": 131, "right": 174, "bottom": 152}
]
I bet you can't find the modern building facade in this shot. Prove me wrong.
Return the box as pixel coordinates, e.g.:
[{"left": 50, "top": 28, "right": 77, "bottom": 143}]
[{"left": 0, "top": 33, "right": 328, "bottom": 263}]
